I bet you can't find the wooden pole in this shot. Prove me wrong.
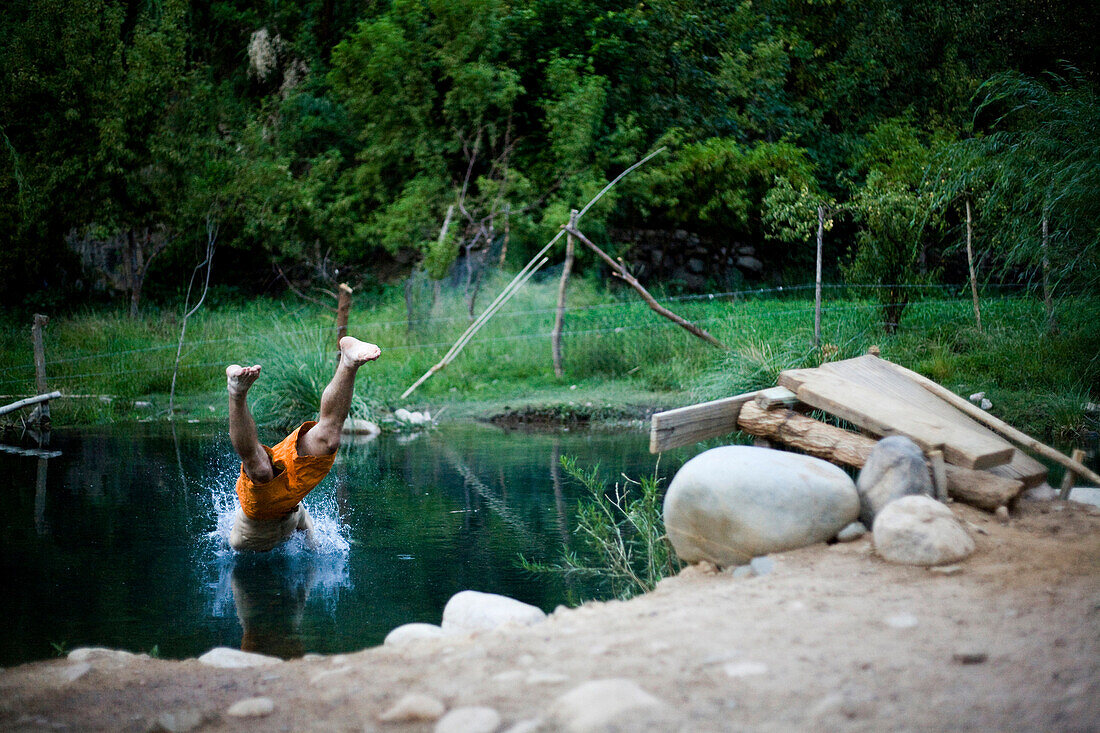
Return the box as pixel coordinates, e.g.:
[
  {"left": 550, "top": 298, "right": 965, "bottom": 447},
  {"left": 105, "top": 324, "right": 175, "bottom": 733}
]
[
  {"left": 814, "top": 205, "right": 824, "bottom": 348},
  {"left": 336, "top": 283, "right": 353, "bottom": 345},
  {"left": 0, "top": 391, "right": 62, "bottom": 417},
  {"left": 874, "top": 356, "right": 1100, "bottom": 487},
  {"left": 31, "top": 314, "right": 49, "bottom": 426},
  {"left": 564, "top": 226, "right": 728, "bottom": 351},
  {"left": 552, "top": 210, "right": 578, "bottom": 378},
  {"left": 965, "top": 198, "right": 982, "bottom": 331},
  {"left": 1041, "top": 205, "right": 1054, "bottom": 332},
  {"left": 1058, "top": 448, "right": 1088, "bottom": 500}
]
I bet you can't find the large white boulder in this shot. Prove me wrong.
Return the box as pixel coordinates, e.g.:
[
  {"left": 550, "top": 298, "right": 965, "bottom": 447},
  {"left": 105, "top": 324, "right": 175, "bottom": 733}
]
[
  {"left": 873, "top": 495, "right": 975, "bottom": 566},
  {"left": 197, "top": 647, "right": 281, "bottom": 668},
  {"left": 441, "top": 590, "right": 547, "bottom": 634},
  {"left": 664, "top": 445, "right": 859, "bottom": 567}
]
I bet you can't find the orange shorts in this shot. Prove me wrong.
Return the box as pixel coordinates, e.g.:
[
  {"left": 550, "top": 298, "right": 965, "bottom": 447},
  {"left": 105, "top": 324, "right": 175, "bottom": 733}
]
[{"left": 235, "top": 422, "right": 336, "bottom": 520}]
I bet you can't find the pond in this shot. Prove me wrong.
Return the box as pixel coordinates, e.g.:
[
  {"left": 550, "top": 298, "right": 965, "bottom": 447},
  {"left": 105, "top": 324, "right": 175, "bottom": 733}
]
[{"left": 1, "top": 421, "right": 699, "bottom": 667}]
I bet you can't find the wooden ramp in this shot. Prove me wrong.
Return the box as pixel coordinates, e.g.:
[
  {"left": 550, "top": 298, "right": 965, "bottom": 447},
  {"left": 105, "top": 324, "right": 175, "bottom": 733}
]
[{"left": 650, "top": 354, "right": 1052, "bottom": 493}]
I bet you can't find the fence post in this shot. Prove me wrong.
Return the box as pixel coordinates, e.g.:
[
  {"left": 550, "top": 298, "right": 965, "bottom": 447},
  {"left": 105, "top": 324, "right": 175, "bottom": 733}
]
[
  {"left": 814, "top": 206, "right": 824, "bottom": 348},
  {"left": 552, "top": 210, "right": 578, "bottom": 378},
  {"left": 336, "top": 283, "right": 352, "bottom": 346},
  {"left": 31, "top": 314, "right": 50, "bottom": 427}
]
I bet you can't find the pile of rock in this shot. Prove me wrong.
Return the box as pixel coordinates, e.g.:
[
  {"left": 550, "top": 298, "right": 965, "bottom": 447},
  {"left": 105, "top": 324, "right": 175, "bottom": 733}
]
[{"left": 663, "top": 437, "right": 975, "bottom": 569}]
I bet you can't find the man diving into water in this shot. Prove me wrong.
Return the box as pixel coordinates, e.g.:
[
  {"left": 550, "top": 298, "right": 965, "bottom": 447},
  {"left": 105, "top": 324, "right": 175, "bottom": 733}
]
[{"left": 226, "top": 336, "right": 381, "bottom": 551}]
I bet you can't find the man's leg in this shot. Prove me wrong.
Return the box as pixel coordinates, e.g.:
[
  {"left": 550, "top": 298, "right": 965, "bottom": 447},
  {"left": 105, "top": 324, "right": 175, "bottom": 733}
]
[
  {"left": 227, "top": 364, "right": 274, "bottom": 483},
  {"left": 297, "top": 337, "right": 381, "bottom": 457}
]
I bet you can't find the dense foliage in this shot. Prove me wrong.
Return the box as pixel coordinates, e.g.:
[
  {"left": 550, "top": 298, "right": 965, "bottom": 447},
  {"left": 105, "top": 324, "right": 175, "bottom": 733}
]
[{"left": 2, "top": 0, "right": 1097, "bottom": 314}]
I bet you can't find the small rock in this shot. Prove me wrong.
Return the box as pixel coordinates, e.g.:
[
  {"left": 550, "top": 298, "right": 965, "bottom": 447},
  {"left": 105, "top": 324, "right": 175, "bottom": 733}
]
[
  {"left": 1069, "top": 487, "right": 1100, "bottom": 509},
  {"left": 856, "top": 436, "right": 934, "bottom": 526},
  {"left": 995, "top": 506, "right": 1010, "bottom": 523},
  {"left": 384, "top": 623, "right": 448, "bottom": 646},
  {"left": 884, "top": 613, "right": 919, "bottom": 629},
  {"left": 197, "top": 647, "right": 281, "bottom": 669},
  {"left": 150, "top": 710, "right": 204, "bottom": 733},
  {"left": 968, "top": 392, "right": 986, "bottom": 404},
  {"left": 874, "top": 496, "right": 975, "bottom": 566},
  {"left": 502, "top": 720, "right": 544, "bottom": 733},
  {"left": 434, "top": 706, "right": 501, "bottom": 733},
  {"left": 227, "top": 697, "right": 275, "bottom": 718},
  {"left": 952, "top": 650, "right": 988, "bottom": 664},
  {"left": 58, "top": 662, "right": 91, "bottom": 683},
  {"left": 749, "top": 556, "right": 775, "bottom": 576},
  {"left": 723, "top": 661, "right": 768, "bottom": 678},
  {"left": 441, "top": 590, "right": 547, "bottom": 634},
  {"left": 929, "top": 564, "right": 962, "bottom": 576},
  {"left": 836, "top": 522, "right": 868, "bottom": 542},
  {"left": 980, "top": 398, "right": 993, "bottom": 410},
  {"left": 68, "top": 647, "right": 136, "bottom": 663},
  {"left": 378, "top": 693, "right": 446, "bottom": 722},
  {"left": 1022, "top": 483, "right": 1057, "bottom": 501},
  {"left": 729, "top": 565, "right": 753, "bottom": 579},
  {"left": 551, "top": 679, "right": 664, "bottom": 733}
]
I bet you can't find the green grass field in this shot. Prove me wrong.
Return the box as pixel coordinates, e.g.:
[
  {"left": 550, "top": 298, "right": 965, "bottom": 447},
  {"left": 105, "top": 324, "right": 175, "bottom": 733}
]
[{"left": 1, "top": 274, "right": 1097, "bottom": 442}]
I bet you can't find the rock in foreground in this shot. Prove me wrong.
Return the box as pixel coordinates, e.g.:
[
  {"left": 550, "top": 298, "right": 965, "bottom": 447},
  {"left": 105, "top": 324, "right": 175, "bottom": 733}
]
[{"left": 664, "top": 445, "right": 859, "bottom": 567}]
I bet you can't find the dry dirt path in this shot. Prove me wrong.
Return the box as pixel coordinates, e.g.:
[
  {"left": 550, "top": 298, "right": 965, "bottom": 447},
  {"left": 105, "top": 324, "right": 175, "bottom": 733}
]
[{"left": 3, "top": 501, "right": 1098, "bottom": 732}]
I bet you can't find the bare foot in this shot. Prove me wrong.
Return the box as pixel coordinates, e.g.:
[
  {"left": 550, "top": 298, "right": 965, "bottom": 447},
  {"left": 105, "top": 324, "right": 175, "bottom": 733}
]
[
  {"left": 226, "top": 364, "right": 262, "bottom": 397},
  {"left": 339, "top": 337, "right": 382, "bottom": 369}
]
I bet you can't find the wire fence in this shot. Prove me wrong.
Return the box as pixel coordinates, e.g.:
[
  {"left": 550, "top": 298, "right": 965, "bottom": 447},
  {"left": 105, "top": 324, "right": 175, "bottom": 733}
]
[{"left": 0, "top": 282, "right": 1050, "bottom": 394}]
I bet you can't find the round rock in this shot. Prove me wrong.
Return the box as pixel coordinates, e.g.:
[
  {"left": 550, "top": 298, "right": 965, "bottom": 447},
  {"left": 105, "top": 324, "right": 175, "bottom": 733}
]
[
  {"left": 227, "top": 697, "right": 275, "bottom": 718},
  {"left": 873, "top": 495, "right": 975, "bottom": 566},
  {"left": 384, "top": 622, "right": 448, "bottom": 646},
  {"left": 856, "top": 435, "right": 933, "bottom": 526},
  {"left": 441, "top": 590, "right": 546, "bottom": 634},
  {"left": 379, "top": 693, "right": 446, "bottom": 722},
  {"left": 197, "top": 647, "right": 281, "bottom": 669},
  {"left": 434, "top": 706, "right": 501, "bottom": 733},
  {"left": 551, "top": 679, "right": 664, "bottom": 733},
  {"left": 663, "top": 446, "right": 859, "bottom": 567}
]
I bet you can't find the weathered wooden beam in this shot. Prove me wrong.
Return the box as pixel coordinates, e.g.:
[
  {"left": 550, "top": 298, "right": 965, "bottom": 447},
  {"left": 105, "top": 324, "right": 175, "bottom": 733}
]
[
  {"left": 735, "top": 401, "right": 1023, "bottom": 511},
  {"left": 650, "top": 391, "right": 761, "bottom": 453},
  {"left": 0, "top": 391, "right": 62, "bottom": 417},
  {"left": 0, "top": 443, "right": 62, "bottom": 459}
]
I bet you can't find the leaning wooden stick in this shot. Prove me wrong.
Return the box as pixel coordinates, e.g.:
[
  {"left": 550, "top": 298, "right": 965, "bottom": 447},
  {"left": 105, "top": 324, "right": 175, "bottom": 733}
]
[
  {"left": 564, "top": 226, "right": 728, "bottom": 350},
  {"left": 874, "top": 356, "right": 1100, "bottom": 487},
  {"left": 401, "top": 149, "right": 669, "bottom": 399},
  {"left": 0, "top": 391, "right": 62, "bottom": 418}
]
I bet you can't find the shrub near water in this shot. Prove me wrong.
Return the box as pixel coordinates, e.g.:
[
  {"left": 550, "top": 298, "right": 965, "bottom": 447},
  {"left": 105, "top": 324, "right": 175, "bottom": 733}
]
[{"left": 522, "top": 456, "right": 681, "bottom": 600}]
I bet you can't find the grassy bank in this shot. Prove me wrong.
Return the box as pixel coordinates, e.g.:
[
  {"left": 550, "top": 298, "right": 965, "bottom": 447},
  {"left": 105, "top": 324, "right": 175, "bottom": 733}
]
[{"left": 1, "top": 275, "right": 1097, "bottom": 443}]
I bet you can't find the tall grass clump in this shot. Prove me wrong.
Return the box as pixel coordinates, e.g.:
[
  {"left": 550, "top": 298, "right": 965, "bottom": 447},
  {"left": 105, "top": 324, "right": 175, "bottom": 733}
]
[
  {"left": 522, "top": 455, "right": 681, "bottom": 600},
  {"left": 252, "top": 328, "right": 380, "bottom": 430}
]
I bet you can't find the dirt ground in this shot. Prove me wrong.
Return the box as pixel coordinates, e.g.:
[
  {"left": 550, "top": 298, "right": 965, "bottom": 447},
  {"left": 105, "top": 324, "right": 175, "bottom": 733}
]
[{"left": 2, "top": 499, "right": 1098, "bottom": 733}]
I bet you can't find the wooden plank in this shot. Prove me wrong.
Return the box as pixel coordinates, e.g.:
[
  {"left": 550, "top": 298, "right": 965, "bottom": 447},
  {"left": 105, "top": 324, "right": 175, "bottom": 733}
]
[
  {"left": 650, "top": 391, "right": 760, "bottom": 453},
  {"left": 755, "top": 386, "right": 800, "bottom": 410},
  {"left": 818, "top": 355, "right": 1047, "bottom": 488},
  {"left": 777, "top": 368, "right": 1013, "bottom": 469}
]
